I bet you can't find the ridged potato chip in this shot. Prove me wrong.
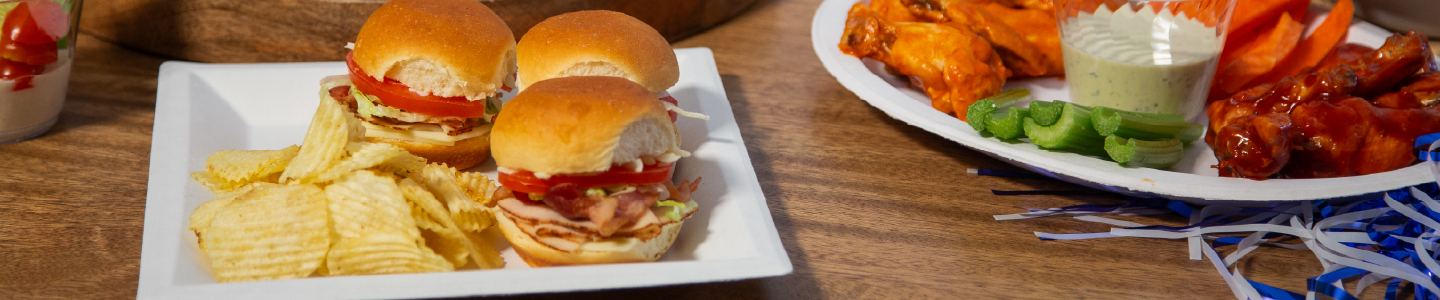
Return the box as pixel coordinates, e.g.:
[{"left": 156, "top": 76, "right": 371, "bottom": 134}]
[
  {"left": 417, "top": 228, "right": 503, "bottom": 269},
  {"left": 206, "top": 146, "right": 299, "bottom": 183},
  {"left": 417, "top": 164, "right": 494, "bottom": 233},
  {"left": 198, "top": 184, "right": 330, "bottom": 282},
  {"left": 281, "top": 97, "right": 363, "bottom": 183},
  {"left": 419, "top": 229, "right": 469, "bottom": 267},
  {"left": 324, "top": 171, "right": 419, "bottom": 240},
  {"left": 397, "top": 178, "right": 448, "bottom": 233},
  {"left": 462, "top": 229, "right": 505, "bottom": 269},
  {"left": 455, "top": 171, "right": 499, "bottom": 207},
  {"left": 316, "top": 143, "right": 421, "bottom": 183},
  {"left": 192, "top": 171, "right": 245, "bottom": 192},
  {"left": 192, "top": 170, "right": 284, "bottom": 193},
  {"left": 375, "top": 152, "right": 427, "bottom": 177},
  {"left": 327, "top": 232, "right": 452, "bottom": 275},
  {"left": 189, "top": 183, "right": 276, "bottom": 245},
  {"left": 398, "top": 178, "right": 503, "bottom": 269}
]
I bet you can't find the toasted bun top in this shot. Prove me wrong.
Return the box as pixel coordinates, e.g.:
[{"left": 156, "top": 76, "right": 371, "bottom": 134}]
[
  {"left": 517, "top": 10, "right": 678, "bottom": 94},
  {"left": 353, "top": 0, "right": 516, "bottom": 100},
  {"left": 491, "top": 76, "right": 680, "bottom": 174}
]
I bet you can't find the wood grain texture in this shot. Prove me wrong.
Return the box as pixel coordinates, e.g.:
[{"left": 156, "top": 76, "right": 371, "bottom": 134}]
[
  {"left": 3, "top": 0, "right": 1439, "bottom": 299},
  {"left": 79, "top": 0, "right": 758, "bottom": 63}
]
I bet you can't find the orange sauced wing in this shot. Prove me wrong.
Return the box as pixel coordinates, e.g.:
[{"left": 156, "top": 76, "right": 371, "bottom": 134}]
[{"left": 840, "top": 4, "right": 1007, "bottom": 119}]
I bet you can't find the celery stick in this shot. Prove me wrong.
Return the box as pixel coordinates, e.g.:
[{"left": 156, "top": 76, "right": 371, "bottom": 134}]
[
  {"left": 1090, "top": 107, "right": 1203, "bottom": 143},
  {"left": 1022, "top": 103, "right": 1104, "bottom": 156},
  {"left": 985, "top": 88, "right": 1031, "bottom": 104},
  {"left": 986, "top": 107, "right": 1029, "bottom": 140},
  {"left": 1027, "top": 100, "right": 1068, "bottom": 126},
  {"left": 965, "top": 88, "right": 1032, "bottom": 134},
  {"left": 1104, "top": 136, "right": 1184, "bottom": 169},
  {"left": 966, "top": 99, "right": 997, "bottom": 134}
]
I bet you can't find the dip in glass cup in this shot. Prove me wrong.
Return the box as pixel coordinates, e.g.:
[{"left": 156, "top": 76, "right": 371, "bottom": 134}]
[
  {"left": 1057, "top": 0, "right": 1235, "bottom": 122},
  {"left": 0, "top": 0, "right": 81, "bottom": 143}
]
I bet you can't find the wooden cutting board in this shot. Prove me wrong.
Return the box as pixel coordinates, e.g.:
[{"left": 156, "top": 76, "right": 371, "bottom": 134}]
[{"left": 79, "top": 0, "right": 759, "bottom": 62}]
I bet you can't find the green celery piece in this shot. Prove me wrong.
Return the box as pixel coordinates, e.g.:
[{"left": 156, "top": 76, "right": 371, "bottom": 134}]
[
  {"left": 965, "top": 88, "right": 1030, "bottom": 133},
  {"left": 1104, "top": 136, "right": 1184, "bottom": 169},
  {"left": 1022, "top": 103, "right": 1104, "bottom": 156},
  {"left": 965, "top": 99, "right": 997, "bottom": 134},
  {"left": 1027, "top": 100, "right": 1066, "bottom": 126},
  {"left": 1090, "top": 106, "right": 1203, "bottom": 143},
  {"left": 985, "top": 107, "right": 1029, "bottom": 141},
  {"left": 985, "top": 88, "right": 1031, "bottom": 105}
]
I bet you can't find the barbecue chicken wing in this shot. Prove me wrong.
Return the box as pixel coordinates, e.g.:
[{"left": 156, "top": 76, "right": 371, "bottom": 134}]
[
  {"left": 1206, "top": 32, "right": 1440, "bottom": 179},
  {"left": 840, "top": 4, "right": 1008, "bottom": 119}
]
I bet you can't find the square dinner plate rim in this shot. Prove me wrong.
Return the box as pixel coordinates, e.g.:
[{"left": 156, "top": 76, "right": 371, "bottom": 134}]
[{"left": 138, "top": 47, "right": 792, "bottom": 299}]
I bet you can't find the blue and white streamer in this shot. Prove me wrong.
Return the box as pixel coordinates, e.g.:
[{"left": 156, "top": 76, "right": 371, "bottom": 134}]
[{"left": 989, "top": 134, "right": 1440, "bottom": 299}]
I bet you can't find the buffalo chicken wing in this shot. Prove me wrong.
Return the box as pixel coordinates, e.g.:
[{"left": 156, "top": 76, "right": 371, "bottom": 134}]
[{"left": 840, "top": 4, "right": 1008, "bottom": 118}]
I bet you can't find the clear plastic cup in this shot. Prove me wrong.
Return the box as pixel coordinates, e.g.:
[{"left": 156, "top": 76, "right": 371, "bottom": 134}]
[
  {"left": 0, "top": 0, "right": 80, "bottom": 143},
  {"left": 1056, "top": 0, "right": 1235, "bottom": 121}
]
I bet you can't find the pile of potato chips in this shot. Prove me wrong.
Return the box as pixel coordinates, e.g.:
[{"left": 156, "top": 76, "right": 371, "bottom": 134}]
[{"left": 189, "top": 96, "right": 504, "bottom": 282}]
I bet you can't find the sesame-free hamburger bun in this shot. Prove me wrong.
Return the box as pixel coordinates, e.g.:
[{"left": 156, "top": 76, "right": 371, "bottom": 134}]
[
  {"left": 516, "top": 10, "right": 678, "bottom": 94},
  {"left": 353, "top": 0, "right": 516, "bottom": 99}
]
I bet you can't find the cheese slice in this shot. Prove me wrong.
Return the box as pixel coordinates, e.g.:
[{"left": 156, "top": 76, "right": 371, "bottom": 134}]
[{"left": 361, "top": 121, "right": 489, "bottom": 146}]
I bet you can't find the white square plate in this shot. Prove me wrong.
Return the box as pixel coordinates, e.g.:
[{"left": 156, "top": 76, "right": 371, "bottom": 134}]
[{"left": 138, "top": 48, "right": 791, "bottom": 299}]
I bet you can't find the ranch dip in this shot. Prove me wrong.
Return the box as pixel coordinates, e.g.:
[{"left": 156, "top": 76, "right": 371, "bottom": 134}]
[
  {"left": 0, "top": 57, "right": 73, "bottom": 142},
  {"left": 1061, "top": 7, "right": 1221, "bottom": 121}
]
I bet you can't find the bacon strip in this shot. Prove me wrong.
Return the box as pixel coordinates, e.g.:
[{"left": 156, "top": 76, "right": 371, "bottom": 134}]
[{"left": 539, "top": 183, "right": 662, "bottom": 237}]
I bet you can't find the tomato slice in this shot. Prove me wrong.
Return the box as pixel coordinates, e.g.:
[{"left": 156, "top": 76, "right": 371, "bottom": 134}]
[
  {"left": 499, "top": 163, "right": 675, "bottom": 194},
  {"left": 3, "top": 2, "right": 52, "bottom": 46},
  {"left": 0, "top": 1, "right": 56, "bottom": 66},
  {"left": 345, "top": 53, "right": 487, "bottom": 118},
  {"left": 0, "top": 58, "right": 42, "bottom": 91}
]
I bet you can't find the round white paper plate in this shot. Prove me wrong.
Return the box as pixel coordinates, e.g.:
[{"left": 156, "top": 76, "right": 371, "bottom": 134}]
[{"left": 812, "top": 0, "right": 1430, "bottom": 202}]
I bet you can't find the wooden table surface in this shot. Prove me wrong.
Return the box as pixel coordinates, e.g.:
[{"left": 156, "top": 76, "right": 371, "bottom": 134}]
[{"left": 2, "top": 0, "right": 1437, "bottom": 299}]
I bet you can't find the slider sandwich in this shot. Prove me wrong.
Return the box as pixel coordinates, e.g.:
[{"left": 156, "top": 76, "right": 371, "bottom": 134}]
[
  {"left": 490, "top": 76, "right": 701, "bottom": 266},
  {"left": 321, "top": 0, "right": 516, "bottom": 169}
]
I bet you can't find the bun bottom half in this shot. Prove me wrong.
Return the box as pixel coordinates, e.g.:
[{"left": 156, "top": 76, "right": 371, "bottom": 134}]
[
  {"left": 364, "top": 130, "right": 491, "bottom": 170},
  {"left": 494, "top": 205, "right": 686, "bottom": 267}
]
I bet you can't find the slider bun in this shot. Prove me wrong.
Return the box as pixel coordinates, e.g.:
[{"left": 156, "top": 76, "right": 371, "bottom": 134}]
[
  {"left": 491, "top": 76, "right": 679, "bottom": 174},
  {"left": 493, "top": 201, "right": 695, "bottom": 266},
  {"left": 517, "top": 10, "right": 679, "bottom": 94},
  {"left": 364, "top": 131, "right": 491, "bottom": 170},
  {"left": 353, "top": 0, "right": 516, "bottom": 100}
]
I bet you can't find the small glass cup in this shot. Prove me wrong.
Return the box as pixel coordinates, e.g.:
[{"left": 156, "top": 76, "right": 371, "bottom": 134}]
[
  {"left": 1056, "top": 0, "right": 1235, "bottom": 121},
  {"left": 0, "top": 0, "right": 81, "bottom": 143}
]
